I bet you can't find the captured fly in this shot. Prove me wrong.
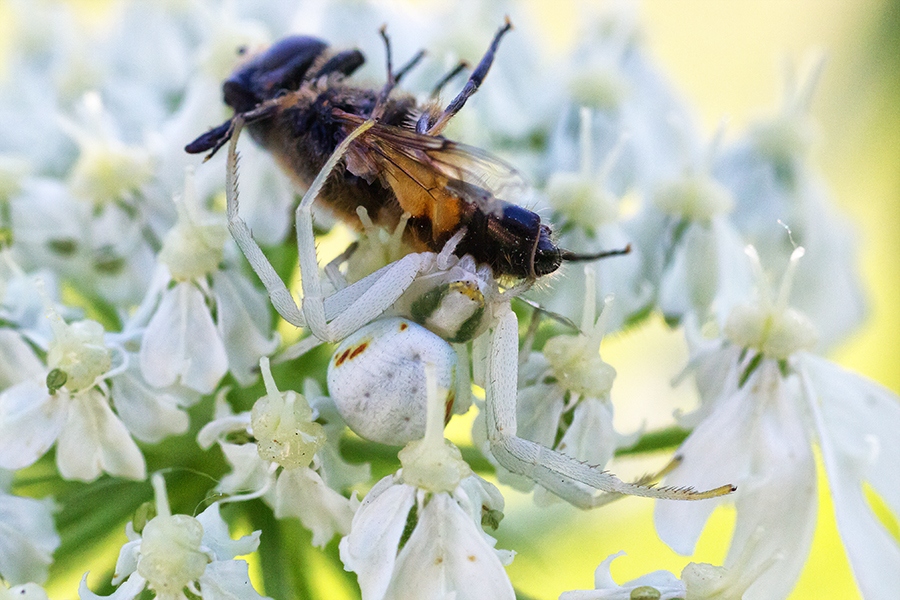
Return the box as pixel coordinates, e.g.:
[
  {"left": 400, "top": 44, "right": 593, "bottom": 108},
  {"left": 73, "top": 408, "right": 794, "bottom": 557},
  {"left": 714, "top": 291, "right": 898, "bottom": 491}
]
[{"left": 186, "top": 20, "right": 625, "bottom": 280}]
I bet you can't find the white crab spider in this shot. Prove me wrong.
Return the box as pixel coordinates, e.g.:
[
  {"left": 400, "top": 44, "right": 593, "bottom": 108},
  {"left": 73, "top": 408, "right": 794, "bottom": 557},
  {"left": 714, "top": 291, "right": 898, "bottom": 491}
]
[{"left": 224, "top": 117, "right": 734, "bottom": 507}]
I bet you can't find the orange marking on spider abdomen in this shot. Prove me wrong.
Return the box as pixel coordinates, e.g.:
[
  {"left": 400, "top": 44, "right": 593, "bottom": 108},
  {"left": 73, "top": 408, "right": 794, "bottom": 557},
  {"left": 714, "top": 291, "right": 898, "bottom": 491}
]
[
  {"left": 444, "top": 391, "right": 456, "bottom": 425},
  {"left": 347, "top": 342, "right": 369, "bottom": 360},
  {"left": 334, "top": 348, "right": 353, "bottom": 367}
]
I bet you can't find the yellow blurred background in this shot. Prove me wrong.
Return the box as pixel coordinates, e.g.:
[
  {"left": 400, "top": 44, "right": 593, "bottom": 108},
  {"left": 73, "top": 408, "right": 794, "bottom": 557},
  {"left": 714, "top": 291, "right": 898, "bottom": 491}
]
[{"left": 499, "top": 1, "right": 899, "bottom": 599}]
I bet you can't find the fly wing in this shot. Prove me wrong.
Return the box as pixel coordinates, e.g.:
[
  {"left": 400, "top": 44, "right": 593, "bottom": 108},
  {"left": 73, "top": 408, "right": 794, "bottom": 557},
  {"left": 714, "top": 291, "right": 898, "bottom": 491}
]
[{"left": 332, "top": 110, "right": 528, "bottom": 239}]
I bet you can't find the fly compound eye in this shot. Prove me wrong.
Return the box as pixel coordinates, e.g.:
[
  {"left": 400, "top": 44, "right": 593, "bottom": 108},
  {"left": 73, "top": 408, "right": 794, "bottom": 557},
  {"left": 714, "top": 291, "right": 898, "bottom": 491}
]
[
  {"left": 326, "top": 318, "right": 457, "bottom": 446},
  {"left": 224, "top": 35, "right": 328, "bottom": 112},
  {"left": 253, "top": 36, "right": 328, "bottom": 91}
]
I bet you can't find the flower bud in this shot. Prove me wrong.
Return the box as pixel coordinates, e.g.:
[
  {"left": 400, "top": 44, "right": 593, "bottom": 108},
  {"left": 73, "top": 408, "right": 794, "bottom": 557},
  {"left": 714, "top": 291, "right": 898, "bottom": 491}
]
[{"left": 137, "top": 514, "right": 208, "bottom": 596}]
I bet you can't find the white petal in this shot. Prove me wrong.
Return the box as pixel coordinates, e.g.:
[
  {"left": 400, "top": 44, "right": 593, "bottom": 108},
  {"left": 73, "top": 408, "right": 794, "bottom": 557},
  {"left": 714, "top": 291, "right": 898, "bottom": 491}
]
[
  {"left": 0, "top": 493, "right": 59, "bottom": 584},
  {"left": 656, "top": 357, "right": 818, "bottom": 596},
  {"left": 79, "top": 571, "right": 146, "bottom": 600},
  {"left": 786, "top": 201, "right": 865, "bottom": 348},
  {"left": 383, "top": 493, "right": 515, "bottom": 600},
  {"left": 111, "top": 539, "right": 141, "bottom": 586},
  {"left": 339, "top": 480, "right": 415, "bottom": 600},
  {"left": 560, "top": 552, "right": 686, "bottom": 600},
  {"left": 309, "top": 394, "right": 371, "bottom": 491},
  {"left": 0, "top": 330, "right": 44, "bottom": 389},
  {"left": 654, "top": 373, "right": 754, "bottom": 554},
  {"left": 706, "top": 218, "right": 755, "bottom": 326},
  {"left": 109, "top": 357, "right": 189, "bottom": 443},
  {"left": 725, "top": 448, "right": 817, "bottom": 600},
  {"left": 196, "top": 504, "right": 260, "bottom": 560},
  {"left": 658, "top": 219, "right": 751, "bottom": 326},
  {"left": 197, "top": 411, "right": 252, "bottom": 450},
  {"left": 556, "top": 398, "right": 620, "bottom": 467},
  {"left": 140, "top": 282, "right": 227, "bottom": 394},
  {"left": 56, "top": 389, "right": 146, "bottom": 481},
  {"left": 593, "top": 551, "right": 628, "bottom": 591},
  {"left": 0, "top": 380, "right": 65, "bottom": 470},
  {"left": 272, "top": 468, "right": 355, "bottom": 548},
  {"left": 197, "top": 560, "right": 272, "bottom": 600},
  {"left": 2, "top": 582, "right": 49, "bottom": 600},
  {"left": 658, "top": 222, "right": 713, "bottom": 321},
  {"left": 196, "top": 393, "right": 247, "bottom": 447},
  {"left": 452, "top": 480, "right": 514, "bottom": 566},
  {"left": 800, "top": 355, "right": 900, "bottom": 523},
  {"left": 801, "top": 355, "right": 900, "bottom": 598},
  {"left": 663, "top": 360, "right": 818, "bottom": 598},
  {"left": 212, "top": 270, "right": 278, "bottom": 387},
  {"left": 516, "top": 379, "right": 565, "bottom": 448},
  {"left": 215, "top": 442, "right": 271, "bottom": 497},
  {"left": 456, "top": 475, "right": 505, "bottom": 533}
]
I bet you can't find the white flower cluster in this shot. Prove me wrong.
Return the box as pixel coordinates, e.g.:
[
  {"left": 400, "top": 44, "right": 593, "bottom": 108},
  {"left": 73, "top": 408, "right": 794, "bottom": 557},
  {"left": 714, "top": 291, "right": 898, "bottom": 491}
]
[{"left": 0, "top": 1, "right": 895, "bottom": 600}]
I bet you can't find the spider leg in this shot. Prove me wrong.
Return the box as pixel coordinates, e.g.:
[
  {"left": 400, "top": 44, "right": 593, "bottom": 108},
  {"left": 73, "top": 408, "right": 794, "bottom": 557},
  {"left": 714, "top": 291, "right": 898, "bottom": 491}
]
[
  {"left": 484, "top": 306, "right": 735, "bottom": 507},
  {"left": 226, "top": 117, "right": 306, "bottom": 327},
  {"left": 293, "top": 120, "right": 436, "bottom": 342},
  {"left": 228, "top": 118, "right": 426, "bottom": 341}
]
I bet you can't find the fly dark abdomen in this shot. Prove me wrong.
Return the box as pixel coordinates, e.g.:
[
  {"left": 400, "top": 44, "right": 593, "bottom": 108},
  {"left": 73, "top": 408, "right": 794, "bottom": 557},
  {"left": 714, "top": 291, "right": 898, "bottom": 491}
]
[{"left": 407, "top": 202, "right": 562, "bottom": 280}]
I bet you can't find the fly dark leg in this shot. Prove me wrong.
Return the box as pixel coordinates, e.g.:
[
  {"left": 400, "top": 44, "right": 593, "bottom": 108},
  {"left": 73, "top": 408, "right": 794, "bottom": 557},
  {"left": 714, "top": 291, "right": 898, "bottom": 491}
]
[
  {"left": 394, "top": 48, "right": 427, "bottom": 83},
  {"left": 415, "top": 60, "right": 470, "bottom": 133},
  {"left": 425, "top": 17, "right": 512, "bottom": 135},
  {"left": 373, "top": 26, "right": 426, "bottom": 120},
  {"left": 312, "top": 49, "right": 366, "bottom": 79},
  {"left": 185, "top": 95, "right": 288, "bottom": 159},
  {"left": 430, "top": 60, "right": 469, "bottom": 98},
  {"left": 413, "top": 60, "right": 469, "bottom": 133}
]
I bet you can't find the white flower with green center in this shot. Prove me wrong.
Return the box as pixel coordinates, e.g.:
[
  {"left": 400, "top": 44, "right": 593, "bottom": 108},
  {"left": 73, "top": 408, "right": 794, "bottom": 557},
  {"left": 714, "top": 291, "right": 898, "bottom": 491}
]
[
  {"left": 59, "top": 92, "right": 153, "bottom": 208},
  {"left": 341, "top": 364, "right": 514, "bottom": 600},
  {"left": 135, "top": 170, "right": 277, "bottom": 393},
  {"left": 0, "top": 155, "right": 29, "bottom": 206},
  {"left": 531, "top": 108, "right": 650, "bottom": 329},
  {"left": 655, "top": 247, "right": 900, "bottom": 599},
  {"left": 0, "top": 304, "right": 145, "bottom": 481},
  {"left": 79, "top": 473, "right": 270, "bottom": 600},
  {"left": 630, "top": 127, "right": 753, "bottom": 328},
  {"left": 0, "top": 252, "right": 62, "bottom": 388},
  {"left": 9, "top": 175, "right": 157, "bottom": 306},
  {"left": 714, "top": 59, "right": 865, "bottom": 347},
  {"left": 0, "top": 291, "right": 193, "bottom": 480},
  {"left": 197, "top": 358, "right": 360, "bottom": 548},
  {"left": 547, "top": 5, "right": 704, "bottom": 194}
]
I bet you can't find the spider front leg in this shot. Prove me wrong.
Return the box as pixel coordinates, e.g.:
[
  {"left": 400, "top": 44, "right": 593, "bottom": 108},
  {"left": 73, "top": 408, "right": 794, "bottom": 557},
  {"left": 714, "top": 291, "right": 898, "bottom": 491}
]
[
  {"left": 226, "top": 117, "right": 306, "bottom": 328},
  {"left": 292, "top": 121, "right": 435, "bottom": 343},
  {"left": 227, "top": 117, "right": 435, "bottom": 344},
  {"left": 484, "top": 306, "right": 735, "bottom": 507}
]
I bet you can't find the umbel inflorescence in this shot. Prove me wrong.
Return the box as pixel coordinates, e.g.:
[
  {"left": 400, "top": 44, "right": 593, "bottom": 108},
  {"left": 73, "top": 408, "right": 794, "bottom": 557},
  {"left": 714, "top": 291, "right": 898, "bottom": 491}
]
[{"left": 0, "top": 1, "right": 896, "bottom": 600}]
